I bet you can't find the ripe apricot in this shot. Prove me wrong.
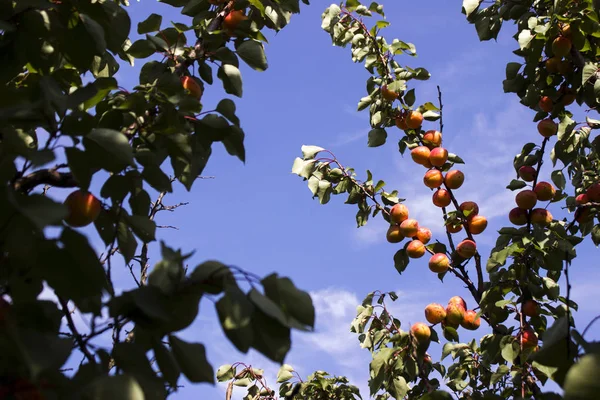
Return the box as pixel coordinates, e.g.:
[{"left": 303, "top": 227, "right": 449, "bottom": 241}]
[
  {"left": 576, "top": 207, "right": 590, "bottom": 223},
  {"left": 456, "top": 239, "right": 477, "bottom": 258},
  {"left": 561, "top": 88, "right": 576, "bottom": 106},
  {"left": 399, "top": 219, "right": 419, "bottom": 237},
  {"left": 586, "top": 183, "right": 600, "bottom": 202},
  {"left": 424, "top": 303, "right": 446, "bottom": 325},
  {"left": 445, "top": 303, "right": 465, "bottom": 325},
  {"left": 422, "top": 130, "right": 442, "bottom": 149},
  {"left": 515, "top": 190, "right": 538, "bottom": 210},
  {"left": 467, "top": 215, "right": 487, "bottom": 235},
  {"left": 429, "top": 253, "right": 450, "bottom": 273},
  {"left": 459, "top": 201, "right": 479, "bottom": 218},
  {"left": 545, "top": 57, "right": 561, "bottom": 74},
  {"left": 432, "top": 189, "right": 452, "bottom": 208},
  {"left": 576, "top": 193, "right": 589, "bottom": 205},
  {"left": 522, "top": 300, "right": 540, "bottom": 317},
  {"left": 410, "top": 322, "right": 431, "bottom": 344},
  {"left": 534, "top": 181, "right": 556, "bottom": 201},
  {"left": 395, "top": 116, "right": 409, "bottom": 130},
  {"left": 552, "top": 36, "right": 572, "bottom": 58},
  {"left": 537, "top": 119, "right": 558, "bottom": 137},
  {"left": 405, "top": 111, "right": 423, "bottom": 129},
  {"left": 444, "top": 170, "right": 464, "bottom": 190},
  {"left": 411, "top": 146, "right": 431, "bottom": 166},
  {"left": 530, "top": 208, "right": 553, "bottom": 226},
  {"left": 381, "top": 86, "right": 399, "bottom": 102},
  {"left": 416, "top": 227, "right": 432, "bottom": 244},
  {"left": 423, "top": 170, "right": 443, "bottom": 189},
  {"left": 448, "top": 296, "right": 467, "bottom": 310},
  {"left": 181, "top": 76, "right": 203, "bottom": 99},
  {"left": 390, "top": 204, "right": 409, "bottom": 224},
  {"left": 460, "top": 310, "right": 481, "bottom": 330},
  {"left": 520, "top": 327, "right": 538, "bottom": 348},
  {"left": 539, "top": 96, "right": 553, "bottom": 112},
  {"left": 386, "top": 225, "right": 404, "bottom": 243},
  {"left": 64, "top": 190, "right": 102, "bottom": 228},
  {"left": 560, "top": 23, "right": 572, "bottom": 38},
  {"left": 223, "top": 10, "right": 247, "bottom": 32},
  {"left": 509, "top": 207, "right": 528, "bottom": 226},
  {"left": 406, "top": 239, "right": 426, "bottom": 258},
  {"left": 429, "top": 147, "right": 448, "bottom": 167},
  {"left": 518, "top": 166, "right": 537, "bottom": 182}
]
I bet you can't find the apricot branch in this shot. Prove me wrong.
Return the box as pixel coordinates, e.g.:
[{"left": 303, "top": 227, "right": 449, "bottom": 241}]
[{"left": 14, "top": 168, "right": 77, "bottom": 193}]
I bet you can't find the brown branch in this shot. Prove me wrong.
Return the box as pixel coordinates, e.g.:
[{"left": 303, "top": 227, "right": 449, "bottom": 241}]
[
  {"left": 14, "top": 169, "right": 77, "bottom": 192},
  {"left": 58, "top": 296, "right": 95, "bottom": 365}
]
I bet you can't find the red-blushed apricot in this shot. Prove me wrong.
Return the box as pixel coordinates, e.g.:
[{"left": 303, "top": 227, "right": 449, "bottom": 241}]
[
  {"left": 509, "top": 207, "right": 528, "bottom": 226},
  {"left": 518, "top": 165, "right": 537, "bottom": 182},
  {"left": 448, "top": 296, "right": 467, "bottom": 310},
  {"left": 399, "top": 219, "right": 419, "bottom": 237},
  {"left": 429, "top": 253, "right": 450, "bottom": 273},
  {"left": 561, "top": 88, "right": 576, "bottom": 106},
  {"left": 424, "top": 303, "right": 447, "bottom": 325},
  {"left": 422, "top": 130, "right": 442, "bottom": 149},
  {"left": 515, "top": 190, "right": 538, "bottom": 210},
  {"left": 444, "top": 170, "right": 464, "bottom": 190},
  {"left": 381, "top": 86, "right": 399, "bottom": 102},
  {"left": 64, "top": 190, "right": 102, "bottom": 228},
  {"left": 530, "top": 208, "right": 553, "bottom": 226},
  {"left": 520, "top": 326, "right": 538, "bottom": 348},
  {"left": 410, "top": 322, "right": 431, "bottom": 344},
  {"left": 545, "top": 57, "right": 561, "bottom": 73},
  {"left": 445, "top": 303, "right": 465, "bottom": 325},
  {"left": 386, "top": 225, "right": 404, "bottom": 243},
  {"left": 429, "top": 147, "right": 448, "bottom": 167},
  {"left": 223, "top": 10, "right": 247, "bottom": 32},
  {"left": 576, "top": 193, "right": 589, "bottom": 205},
  {"left": 446, "top": 222, "right": 463, "bottom": 234},
  {"left": 416, "top": 227, "right": 432, "bottom": 244},
  {"left": 395, "top": 116, "right": 409, "bottom": 130},
  {"left": 181, "top": 76, "right": 203, "bottom": 99},
  {"left": 432, "top": 189, "right": 451, "bottom": 208},
  {"left": 459, "top": 201, "right": 479, "bottom": 218},
  {"left": 539, "top": 96, "right": 553, "bottom": 112},
  {"left": 406, "top": 239, "right": 426, "bottom": 258},
  {"left": 460, "top": 310, "right": 481, "bottom": 330},
  {"left": 423, "top": 354, "right": 432, "bottom": 364},
  {"left": 576, "top": 207, "right": 590, "bottom": 223},
  {"left": 411, "top": 146, "right": 431, "bottom": 166},
  {"left": 522, "top": 300, "right": 540, "bottom": 317},
  {"left": 405, "top": 111, "right": 424, "bottom": 129},
  {"left": 390, "top": 204, "right": 409, "bottom": 224},
  {"left": 456, "top": 239, "right": 477, "bottom": 258},
  {"left": 552, "top": 36, "right": 572, "bottom": 57},
  {"left": 586, "top": 183, "right": 600, "bottom": 202},
  {"left": 423, "top": 169, "right": 443, "bottom": 189},
  {"left": 560, "top": 23, "right": 572, "bottom": 38},
  {"left": 534, "top": 181, "right": 556, "bottom": 201},
  {"left": 467, "top": 215, "right": 487, "bottom": 235},
  {"left": 537, "top": 119, "right": 558, "bottom": 137}
]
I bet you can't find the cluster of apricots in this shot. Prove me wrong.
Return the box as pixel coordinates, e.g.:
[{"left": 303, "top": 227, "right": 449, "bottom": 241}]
[
  {"left": 509, "top": 167, "right": 556, "bottom": 227},
  {"left": 386, "top": 204, "right": 432, "bottom": 256},
  {"left": 573, "top": 182, "right": 600, "bottom": 222},
  {"left": 62, "top": 190, "right": 102, "bottom": 228}
]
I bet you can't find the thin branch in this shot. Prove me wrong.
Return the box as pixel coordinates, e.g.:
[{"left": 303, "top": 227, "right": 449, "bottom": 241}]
[
  {"left": 14, "top": 168, "right": 77, "bottom": 192},
  {"left": 58, "top": 296, "right": 95, "bottom": 365}
]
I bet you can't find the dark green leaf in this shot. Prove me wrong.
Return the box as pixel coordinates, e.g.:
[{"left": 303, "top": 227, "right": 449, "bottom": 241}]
[{"left": 169, "top": 336, "right": 214, "bottom": 384}]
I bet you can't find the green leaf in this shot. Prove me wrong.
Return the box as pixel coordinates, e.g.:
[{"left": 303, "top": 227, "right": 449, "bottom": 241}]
[
  {"left": 551, "top": 170, "right": 566, "bottom": 191},
  {"left": 81, "top": 14, "right": 107, "bottom": 55},
  {"left": 83, "top": 375, "right": 145, "bottom": 400},
  {"left": 368, "top": 128, "right": 387, "bottom": 147},
  {"left": 153, "top": 343, "right": 181, "bottom": 388},
  {"left": 14, "top": 193, "right": 67, "bottom": 230},
  {"left": 169, "top": 336, "right": 214, "bottom": 384},
  {"left": 276, "top": 364, "right": 294, "bottom": 383},
  {"left": 127, "top": 39, "right": 157, "bottom": 59},
  {"left": 117, "top": 221, "right": 138, "bottom": 263},
  {"left": 404, "top": 89, "right": 416, "bottom": 107},
  {"left": 301, "top": 145, "right": 325, "bottom": 160},
  {"left": 582, "top": 63, "right": 599, "bottom": 85},
  {"left": 394, "top": 249, "right": 410, "bottom": 274},
  {"left": 126, "top": 215, "right": 156, "bottom": 243},
  {"left": 218, "top": 64, "right": 243, "bottom": 97},
  {"left": 462, "top": 0, "right": 481, "bottom": 16},
  {"left": 506, "top": 179, "right": 527, "bottom": 190},
  {"left": 236, "top": 40, "right": 268, "bottom": 71},
  {"left": 250, "top": 306, "right": 291, "bottom": 363},
  {"left": 564, "top": 353, "right": 600, "bottom": 400},
  {"left": 138, "top": 13, "right": 162, "bottom": 34},
  {"left": 216, "top": 284, "right": 254, "bottom": 353},
  {"left": 216, "top": 364, "right": 236, "bottom": 382},
  {"left": 85, "top": 128, "right": 135, "bottom": 167},
  {"left": 261, "top": 274, "right": 315, "bottom": 329},
  {"left": 216, "top": 99, "right": 240, "bottom": 126},
  {"left": 291, "top": 158, "right": 317, "bottom": 179}
]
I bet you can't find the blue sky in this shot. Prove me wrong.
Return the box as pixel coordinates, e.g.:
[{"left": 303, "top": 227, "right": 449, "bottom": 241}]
[{"left": 43, "top": 0, "right": 600, "bottom": 397}]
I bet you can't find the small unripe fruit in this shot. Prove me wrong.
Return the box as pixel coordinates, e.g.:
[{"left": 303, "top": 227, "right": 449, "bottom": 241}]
[
  {"left": 422, "top": 130, "right": 442, "bottom": 149},
  {"left": 539, "top": 96, "right": 553, "bottom": 112},
  {"left": 425, "top": 303, "right": 447, "bottom": 325},
  {"left": 456, "top": 239, "right": 477, "bottom": 258},
  {"left": 520, "top": 327, "right": 538, "bottom": 348},
  {"left": 381, "top": 86, "right": 399, "bottom": 102},
  {"left": 432, "top": 189, "right": 451, "bottom": 208},
  {"left": 546, "top": 57, "right": 561, "bottom": 73},
  {"left": 522, "top": 300, "right": 540, "bottom": 317},
  {"left": 515, "top": 190, "right": 538, "bottom": 210},
  {"left": 399, "top": 219, "right": 419, "bottom": 237},
  {"left": 406, "top": 240, "right": 426, "bottom": 258},
  {"left": 444, "top": 170, "right": 464, "bottom": 190},
  {"left": 530, "top": 208, "right": 553, "bottom": 226},
  {"left": 181, "top": 76, "right": 203, "bottom": 99},
  {"left": 459, "top": 201, "right": 479, "bottom": 218},
  {"left": 386, "top": 225, "right": 404, "bottom": 243},
  {"left": 509, "top": 207, "right": 528, "bottom": 226},
  {"left": 423, "top": 169, "right": 443, "bottom": 188},
  {"left": 395, "top": 116, "right": 409, "bottom": 130},
  {"left": 416, "top": 227, "right": 432, "bottom": 244},
  {"left": 390, "top": 204, "right": 409, "bottom": 224},
  {"left": 405, "top": 111, "right": 424, "bottom": 129},
  {"left": 429, "top": 147, "right": 448, "bottom": 167},
  {"left": 586, "top": 183, "right": 600, "bottom": 202},
  {"left": 518, "top": 166, "right": 537, "bottom": 182},
  {"left": 576, "top": 193, "right": 589, "bottom": 205},
  {"left": 223, "top": 10, "right": 247, "bottom": 32},
  {"left": 448, "top": 296, "right": 467, "bottom": 310},
  {"left": 411, "top": 146, "right": 431, "bottom": 166},
  {"left": 429, "top": 253, "right": 450, "bottom": 273},
  {"left": 446, "top": 222, "right": 463, "bottom": 234},
  {"left": 64, "top": 190, "right": 102, "bottom": 228},
  {"left": 534, "top": 181, "right": 556, "bottom": 201},
  {"left": 467, "top": 215, "right": 487, "bottom": 235},
  {"left": 552, "top": 36, "right": 572, "bottom": 58},
  {"left": 537, "top": 119, "right": 558, "bottom": 138},
  {"left": 445, "top": 303, "right": 465, "bottom": 325},
  {"left": 410, "top": 322, "right": 431, "bottom": 344},
  {"left": 460, "top": 310, "right": 481, "bottom": 330}
]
